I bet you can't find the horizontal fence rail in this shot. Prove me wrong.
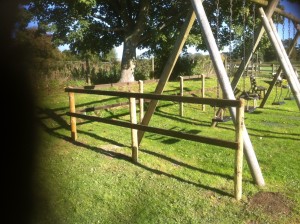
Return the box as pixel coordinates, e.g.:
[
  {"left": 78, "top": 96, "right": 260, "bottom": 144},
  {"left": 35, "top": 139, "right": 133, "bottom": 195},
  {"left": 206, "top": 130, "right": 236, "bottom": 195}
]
[
  {"left": 66, "top": 111, "right": 238, "bottom": 150},
  {"left": 65, "top": 87, "right": 241, "bottom": 108}
]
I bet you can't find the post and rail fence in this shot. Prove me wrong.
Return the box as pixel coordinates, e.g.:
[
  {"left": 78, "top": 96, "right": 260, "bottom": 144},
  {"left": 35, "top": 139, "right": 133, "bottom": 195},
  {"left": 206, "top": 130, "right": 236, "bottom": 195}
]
[{"left": 65, "top": 87, "right": 245, "bottom": 200}]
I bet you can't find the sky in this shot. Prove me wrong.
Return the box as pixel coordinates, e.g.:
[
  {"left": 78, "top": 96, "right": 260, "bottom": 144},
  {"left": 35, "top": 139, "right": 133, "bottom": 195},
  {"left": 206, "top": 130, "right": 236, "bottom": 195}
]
[{"left": 53, "top": 0, "right": 300, "bottom": 58}]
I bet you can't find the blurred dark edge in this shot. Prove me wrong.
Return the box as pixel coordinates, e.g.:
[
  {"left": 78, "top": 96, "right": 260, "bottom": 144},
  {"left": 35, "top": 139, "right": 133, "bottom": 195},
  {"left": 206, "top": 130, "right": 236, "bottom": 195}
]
[{"left": 1, "top": 1, "right": 38, "bottom": 223}]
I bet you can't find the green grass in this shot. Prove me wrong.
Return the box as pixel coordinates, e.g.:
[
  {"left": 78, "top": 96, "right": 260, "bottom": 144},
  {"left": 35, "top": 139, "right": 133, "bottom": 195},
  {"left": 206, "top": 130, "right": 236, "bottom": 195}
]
[{"left": 33, "top": 78, "right": 300, "bottom": 224}]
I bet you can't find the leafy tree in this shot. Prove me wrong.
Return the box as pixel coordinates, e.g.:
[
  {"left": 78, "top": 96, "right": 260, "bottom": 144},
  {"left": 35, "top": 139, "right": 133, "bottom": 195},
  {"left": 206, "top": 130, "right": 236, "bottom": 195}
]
[
  {"left": 295, "top": 45, "right": 300, "bottom": 61},
  {"left": 101, "top": 48, "right": 118, "bottom": 62},
  {"left": 282, "top": 39, "right": 299, "bottom": 60},
  {"left": 81, "top": 48, "right": 118, "bottom": 84},
  {"left": 26, "top": 1, "right": 187, "bottom": 82},
  {"left": 14, "top": 28, "right": 64, "bottom": 77},
  {"left": 222, "top": 1, "right": 299, "bottom": 65},
  {"left": 25, "top": 0, "right": 297, "bottom": 82},
  {"left": 61, "top": 50, "right": 82, "bottom": 61},
  {"left": 26, "top": 0, "right": 249, "bottom": 82}
]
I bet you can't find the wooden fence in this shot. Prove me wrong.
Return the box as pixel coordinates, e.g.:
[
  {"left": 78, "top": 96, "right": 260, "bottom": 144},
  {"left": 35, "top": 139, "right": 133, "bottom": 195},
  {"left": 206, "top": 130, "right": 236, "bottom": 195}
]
[
  {"left": 179, "top": 75, "right": 206, "bottom": 115},
  {"left": 225, "top": 62, "right": 300, "bottom": 77},
  {"left": 242, "top": 63, "right": 299, "bottom": 76},
  {"left": 65, "top": 87, "right": 245, "bottom": 200}
]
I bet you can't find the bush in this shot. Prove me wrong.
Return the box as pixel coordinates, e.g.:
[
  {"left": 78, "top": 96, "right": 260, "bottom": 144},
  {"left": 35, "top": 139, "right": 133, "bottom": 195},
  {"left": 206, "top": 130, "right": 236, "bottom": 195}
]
[
  {"left": 171, "top": 54, "right": 215, "bottom": 80},
  {"left": 134, "top": 58, "right": 152, "bottom": 80},
  {"left": 91, "top": 61, "right": 121, "bottom": 84}
]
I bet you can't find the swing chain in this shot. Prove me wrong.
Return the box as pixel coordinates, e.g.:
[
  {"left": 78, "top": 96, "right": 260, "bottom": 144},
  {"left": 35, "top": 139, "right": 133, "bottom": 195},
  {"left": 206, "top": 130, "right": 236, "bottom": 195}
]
[
  {"left": 252, "top": 3, "right": 256, "bottom": 73},
  {"left": 282, "top": 16, "right": 285, "bottom": 41},
  {"left": 288, "top": 19, "right": 291, "bottom": 47},
  {"left": 229, "top": 0, "right": 233, "bottom": 77},
  {"left": 242, "top": 0, "right": 246, "bottom": 92},
  {"left": 276, "top": 14, "right": 279, "bottom": 31},
  {"left": 216, "top": 0, "right": 220, "bottom": 99},
  {"left": 216, "top": 0, "right": 220, "bottom": 47},
  {"left": 242, "top": 0, "right": 246, "bottom": 67},
  {"left": 292, "top": 19, "right": 295, "bottom": 38}
]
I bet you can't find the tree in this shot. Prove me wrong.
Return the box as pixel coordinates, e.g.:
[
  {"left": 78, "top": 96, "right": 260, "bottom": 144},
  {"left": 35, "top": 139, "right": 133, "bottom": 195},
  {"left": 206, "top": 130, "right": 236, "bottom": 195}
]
[
  {"left": 26, "top": 1, "right": 190, "bottom": 82},
  {"left": 295, "top": 45, "right": 300, "bottom": 61},
  {"left": 26, "top": 0, "right": 290, "bottom": 82},
  {"left": 27, "top": 0, "right": 243, "bottom": 82},
  {"left": 14, "top": 28, "right": 64, "bottom": 78}
]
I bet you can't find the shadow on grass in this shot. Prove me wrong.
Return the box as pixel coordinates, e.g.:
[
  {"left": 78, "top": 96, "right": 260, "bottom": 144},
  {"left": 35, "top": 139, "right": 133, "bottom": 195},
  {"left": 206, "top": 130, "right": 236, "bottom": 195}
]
[
  {"left": 38, "top": 101, "right": 299, "bottom": 144},
  {"left": 171, "top": 106, "right": 300, "bottom": 141},
  {"left": 250, "top": 110, "right": 263, "bottom": 114},
  {"left": 247, "top": 128, "right": 300, "bottom": 141},
  {"left": 37, "top": 107, "right": 235, "bottom": 198},
  {"left": 261, "top": 107, "right": 299, "bottom": 113},
  {"left": 140, "top": 149, "right": 233, "bottom": 181},
  {"left": 145, "top": 127, "right": 202, "bottom": 144},
  {"left": 37, "top": 105, "right": 131, "bottom": 129},
  {"left": 154, "top": 102, "right": 213, "bottom": 127}
]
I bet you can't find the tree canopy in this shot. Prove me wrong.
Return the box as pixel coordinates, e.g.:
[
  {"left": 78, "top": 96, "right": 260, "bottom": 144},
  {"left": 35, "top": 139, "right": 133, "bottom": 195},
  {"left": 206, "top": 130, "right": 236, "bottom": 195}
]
[{"left": 25, "top": 0, "right": 298, "bottom": 82}]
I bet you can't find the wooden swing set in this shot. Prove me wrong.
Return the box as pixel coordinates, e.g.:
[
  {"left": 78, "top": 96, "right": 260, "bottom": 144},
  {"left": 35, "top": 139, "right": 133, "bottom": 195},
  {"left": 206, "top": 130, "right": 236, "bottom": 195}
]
[{"left": 66, "top": 0, "right": 300, "bottom": 201}]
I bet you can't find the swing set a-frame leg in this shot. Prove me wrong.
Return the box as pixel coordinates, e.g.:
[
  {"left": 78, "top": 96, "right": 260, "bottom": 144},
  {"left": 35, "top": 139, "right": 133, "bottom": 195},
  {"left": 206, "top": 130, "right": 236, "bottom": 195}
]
[
  {"left": 138, "top": 0, "right": 265, "bottom": 187},
  {"left": 191, "top": 0, "right": 265, "bottom": 186},
  {"left": 137, "top": 8, "right": 196, "bottom": 144},
  {"left": 259, "top": 8, "right": 300, "bottom": 109},
  {"left": 260, "top": 30, "right": 300, "bottom": 108}
]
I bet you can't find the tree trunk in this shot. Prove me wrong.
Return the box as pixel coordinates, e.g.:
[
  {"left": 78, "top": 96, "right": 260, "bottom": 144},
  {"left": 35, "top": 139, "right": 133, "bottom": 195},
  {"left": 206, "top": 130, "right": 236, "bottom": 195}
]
[
  {"left": 118, "top": 0, "right": 150, "bottom": 83},
  {"left": 119, "top": 37, "right": 137, "bottom": 82}
]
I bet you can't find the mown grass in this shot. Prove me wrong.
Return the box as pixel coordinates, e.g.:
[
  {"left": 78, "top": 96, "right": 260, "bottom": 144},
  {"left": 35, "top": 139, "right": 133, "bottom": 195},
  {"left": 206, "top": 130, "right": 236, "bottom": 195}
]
[{"left": 33, "top": 77, "right": 300, "bottom": 224}]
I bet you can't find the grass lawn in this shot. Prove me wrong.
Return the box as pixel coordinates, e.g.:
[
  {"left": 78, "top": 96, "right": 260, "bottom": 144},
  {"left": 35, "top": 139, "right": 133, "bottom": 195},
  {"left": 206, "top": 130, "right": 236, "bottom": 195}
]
[{"left": 32, "top": 77, "right": 300, "bottom": 223}]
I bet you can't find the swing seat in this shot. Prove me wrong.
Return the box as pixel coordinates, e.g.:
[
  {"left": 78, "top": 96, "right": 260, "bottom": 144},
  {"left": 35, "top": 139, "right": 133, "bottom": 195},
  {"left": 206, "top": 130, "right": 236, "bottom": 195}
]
[
  {"left": 245, "top": 106, "right": 256, "bottom": 113},
  {"left": 284, "top": 96, "right": 294, "bottom": 100},
  {"left": 239, "top": 91, "right": 259, "bottom": 113},
  {"left": 212, "top": 116, "right": 232, "bottom": 123},
  {"left": 211, "top": 107, "right": 232, "bottom": 124},
  {"left": 239, "top": 91, "right": 259, "bottom": 101},
  {"left": 250, "top": 75, "right": 267, "bottom": 99},
  {"left": 272, "top": 79, "right": 288, "bottom": 105},
  {"left": 282, "top": 84, "right": 290, "bottom": 100},
  {"left": 284, "top": 85, "right": 294, "bottom": 100},
  {"left": 272, "top": 101, "right": 285, "bottom": 105}
]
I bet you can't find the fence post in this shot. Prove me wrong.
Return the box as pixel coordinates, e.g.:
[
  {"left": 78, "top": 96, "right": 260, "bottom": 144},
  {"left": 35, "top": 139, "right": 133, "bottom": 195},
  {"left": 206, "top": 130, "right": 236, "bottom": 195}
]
[
  {"left": 130, "top": 97, "right": 138, "bottom": 163},
  {"left": 139, "top": 80, "right": 144, "bottom": 123},
  {"left": 180, "top": 76, "right": 184, "bottom": 116},
  {"left": 202, "top": 74, "right": 205, "bottom": 111},
  {"left": 69, "top": 92, "right": 77, "bottom": 141},
  {"left": 235, "top": 99, "right": 244, "bottom": 201}
]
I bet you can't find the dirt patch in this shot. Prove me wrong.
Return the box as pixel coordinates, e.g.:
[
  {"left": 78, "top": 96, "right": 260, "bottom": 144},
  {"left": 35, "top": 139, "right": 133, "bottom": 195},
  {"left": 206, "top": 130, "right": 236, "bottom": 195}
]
[{"left": 248, "top": 191, "right": 292, "bottom": 217}]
